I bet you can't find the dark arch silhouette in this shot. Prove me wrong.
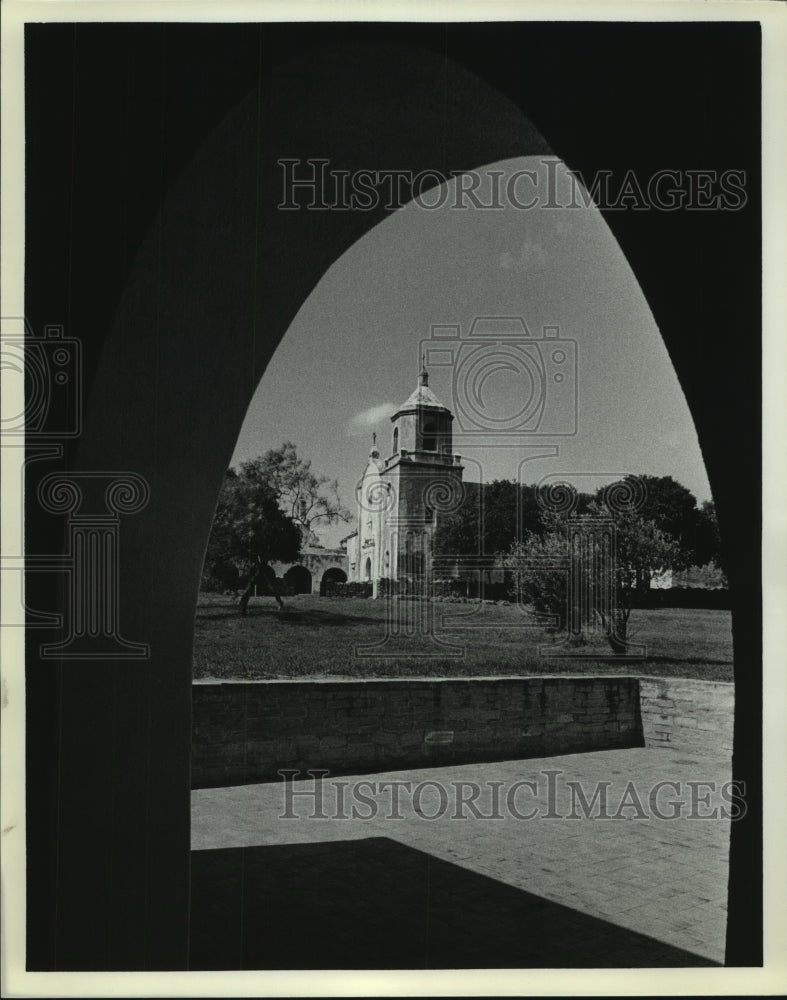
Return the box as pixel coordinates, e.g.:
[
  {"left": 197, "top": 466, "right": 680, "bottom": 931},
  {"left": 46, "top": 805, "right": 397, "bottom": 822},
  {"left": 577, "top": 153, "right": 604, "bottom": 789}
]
[
  {"left": 283, "top": 565, "right": 312, "bottom": 595},
  {"left": 320, "top": 567, "right": 347, "bottom": 596},
  {"left": 24, "top": 24, "right": 760, "bottom": 970}
]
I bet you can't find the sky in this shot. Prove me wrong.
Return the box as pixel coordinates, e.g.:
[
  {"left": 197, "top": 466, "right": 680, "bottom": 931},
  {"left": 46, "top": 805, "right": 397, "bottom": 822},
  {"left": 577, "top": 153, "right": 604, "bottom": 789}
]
[{"left": 232, "top": 157, "right": 713, "bottom": 548}]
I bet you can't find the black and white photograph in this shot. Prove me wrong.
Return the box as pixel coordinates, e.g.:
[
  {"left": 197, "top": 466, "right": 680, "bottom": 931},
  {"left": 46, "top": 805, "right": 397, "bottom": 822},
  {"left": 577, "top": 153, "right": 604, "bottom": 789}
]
[{"left": 2, "top": 1, "right": 785, "bottom": 995}]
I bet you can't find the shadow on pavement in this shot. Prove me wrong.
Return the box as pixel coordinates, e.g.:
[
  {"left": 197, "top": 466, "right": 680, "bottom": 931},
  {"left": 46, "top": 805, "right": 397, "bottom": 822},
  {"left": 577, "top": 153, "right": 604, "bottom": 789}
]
[{"left": 189, "top": 837, "right": 717, "bottom": 969}]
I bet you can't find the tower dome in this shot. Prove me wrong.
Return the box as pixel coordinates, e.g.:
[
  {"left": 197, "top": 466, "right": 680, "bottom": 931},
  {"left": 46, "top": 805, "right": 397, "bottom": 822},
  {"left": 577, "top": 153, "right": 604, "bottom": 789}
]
[
  {"left": 389, "top": 361, "right": 454, "bottom": 460},
  {"left": 396, "top": 360, "right": 449, "bottom": 413}
]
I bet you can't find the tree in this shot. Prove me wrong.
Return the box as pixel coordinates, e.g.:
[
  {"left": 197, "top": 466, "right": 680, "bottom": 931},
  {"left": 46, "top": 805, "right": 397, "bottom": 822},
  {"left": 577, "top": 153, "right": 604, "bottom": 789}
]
[
  {"left": 201, "top": 465, "right": 302, "bottom": 614},
  {"left": 503, "top": 526, "right": 573, "bottom": 629},
  {"left": 433, "top": 480, "right": 568, "bottom": 560},
  {"left": 432, "top": 482, "right": 482, "bottom": 559},
  {"left": 598, "top": 474, "right": 725, "bottom": 572},
  {"left": 689, "top": 499, "right": 724, "bottom": 572},
  {"left": 590, "top": 501, "right": 682, "bottom": 652},
  {"left": 484, "top": 480, "right": 535, "bottom": 554},
  {"left": 504, "top": 499, "right": 682, "bottom": 655},
  {"left": 245, "top": 442, "right": 351, "bottom": 546},
  {"left": 201, "top": 468, "right": 242, "bottom": 594},
  {"left": 605, "top": 474, "right": 698, "bottom": 567}
]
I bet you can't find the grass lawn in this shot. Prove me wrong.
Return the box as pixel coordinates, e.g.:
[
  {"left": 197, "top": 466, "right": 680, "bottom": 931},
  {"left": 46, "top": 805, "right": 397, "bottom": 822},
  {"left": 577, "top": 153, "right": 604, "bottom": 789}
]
[{"left": 192, "top": 594, "right": 733, "bottom": 682}]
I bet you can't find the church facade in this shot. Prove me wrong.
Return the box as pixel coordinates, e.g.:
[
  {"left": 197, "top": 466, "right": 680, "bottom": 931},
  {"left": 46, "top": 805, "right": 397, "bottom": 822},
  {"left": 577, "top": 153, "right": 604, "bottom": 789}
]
[{"left": 343, "top": 367, "right": 465, "bottom": 593}]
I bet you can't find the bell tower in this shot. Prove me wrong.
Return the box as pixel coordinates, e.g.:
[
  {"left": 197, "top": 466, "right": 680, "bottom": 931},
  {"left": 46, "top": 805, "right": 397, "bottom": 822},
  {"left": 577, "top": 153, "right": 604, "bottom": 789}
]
[
  {"left": 348, "top": 362, "right": 464, "bottom": 588},
  {"left": 382, "top": 361, "right": 463, "bottom": 584},
  {"left": 388, "top": 358, "right": 454, "bottom": 461}
]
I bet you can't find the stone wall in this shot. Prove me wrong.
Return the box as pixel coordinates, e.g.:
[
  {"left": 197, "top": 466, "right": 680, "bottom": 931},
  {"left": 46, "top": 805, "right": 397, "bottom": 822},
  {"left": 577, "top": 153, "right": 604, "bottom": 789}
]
[
  {"left": 325, "top": 581, "right": 373, "bottom": 599},
  {"left": 269, "top": 547, "right": 347, "bottom": 596},
  {"left": 192, "top": 676, "right": 642, "bottom": 788},
  {"left": 639, "top": 677, "right": 734, "bottom": 756}
]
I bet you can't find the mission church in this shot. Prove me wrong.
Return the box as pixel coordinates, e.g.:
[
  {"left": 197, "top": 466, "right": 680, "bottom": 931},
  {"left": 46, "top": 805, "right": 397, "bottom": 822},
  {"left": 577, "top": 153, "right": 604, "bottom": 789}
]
[
  {"left": 342, "top": 363, "right": 471, "bottom": 594},
  {"left": 274, "top": 365, "right": 717, "bottom": 600}
]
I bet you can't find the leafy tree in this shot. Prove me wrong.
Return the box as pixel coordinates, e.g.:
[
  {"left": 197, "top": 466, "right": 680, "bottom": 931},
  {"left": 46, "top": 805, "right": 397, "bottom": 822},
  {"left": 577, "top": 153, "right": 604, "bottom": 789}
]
[
  {"left": 433, "top": 480, "right": 566, "bottom": 559},
  {"left": 201, "top": 468, "right": 243, "bottom": 594},
  {"left": 504, "top": 500, "right": 681, "bottom": 655},
  {"left": 432, "top": 482, "right": 482, "bottom": 558},
  {"left": 484, "top": 480, "right": 537, "bottom": 554},
  {"left": 591, "top": 501, "right": 683, "bottom": 652},
  {"left": 600, "top": 474, "right": 725, "bottom": 572},
  {"left": 503, "top": 527, "right": 572, "bottom": 629},
  {"left": 247, "top": 442, "right": 351, "bottom": 546},
  {"left": 689, "top": 499, "right": 724, "bottom": 572},
  {"left": 603, "top": 474, "right": 698, "bottom": 567},
  {"left": 201, "top": 466, "right": 302, "bottom": 614}
]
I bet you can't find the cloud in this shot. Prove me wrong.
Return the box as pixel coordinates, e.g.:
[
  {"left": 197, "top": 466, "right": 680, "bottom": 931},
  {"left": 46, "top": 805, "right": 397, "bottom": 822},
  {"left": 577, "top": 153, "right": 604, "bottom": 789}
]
[{"left": 346, "top": 402, "right": 395, "bottom": 436}]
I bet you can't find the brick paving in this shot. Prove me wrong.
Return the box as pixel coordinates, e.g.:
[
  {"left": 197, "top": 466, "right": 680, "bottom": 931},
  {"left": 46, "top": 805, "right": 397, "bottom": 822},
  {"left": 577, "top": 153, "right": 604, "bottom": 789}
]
[{"left": 191, "top": 746, "right": 732, "bottom": 967}]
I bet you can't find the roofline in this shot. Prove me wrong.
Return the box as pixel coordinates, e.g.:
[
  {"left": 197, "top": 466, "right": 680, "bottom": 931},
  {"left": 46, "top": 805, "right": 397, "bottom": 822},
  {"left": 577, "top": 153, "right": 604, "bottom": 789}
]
[
  {"left": 382, "top": 453, "right": 464, "bottom": 474},
  {"left": 390, "top": 404, "right": 453, "bottom": 422}
]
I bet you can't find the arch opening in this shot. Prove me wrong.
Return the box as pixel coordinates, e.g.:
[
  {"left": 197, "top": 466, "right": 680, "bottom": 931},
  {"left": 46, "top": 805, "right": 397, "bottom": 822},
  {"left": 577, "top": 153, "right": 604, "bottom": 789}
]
[
  {"left": 283, "top": 565, "right": 312, "bottom": 595},
  {"left": 320, "top": 566, "right": 347, "bottom": 596}
]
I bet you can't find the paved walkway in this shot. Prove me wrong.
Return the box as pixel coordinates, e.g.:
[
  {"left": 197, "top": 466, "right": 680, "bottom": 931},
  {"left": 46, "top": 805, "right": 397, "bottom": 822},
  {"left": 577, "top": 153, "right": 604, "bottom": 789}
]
[{"left": 191, "top": 747, "right": 732, "bottom": 967}]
